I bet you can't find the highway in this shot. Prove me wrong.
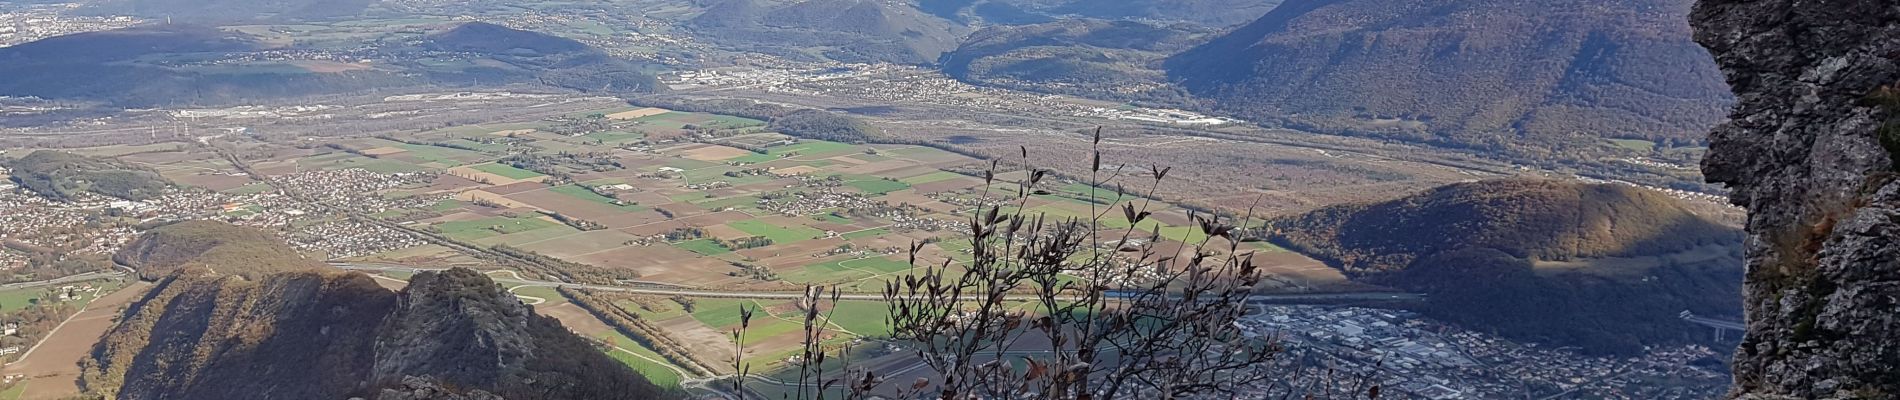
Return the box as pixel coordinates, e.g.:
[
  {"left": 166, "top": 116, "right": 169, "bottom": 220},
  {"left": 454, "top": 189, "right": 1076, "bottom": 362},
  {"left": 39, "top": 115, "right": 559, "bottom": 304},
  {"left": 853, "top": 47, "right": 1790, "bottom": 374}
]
[
  {"left": 329, "top": 262, "right": 1423, "bottom": 304},
  {"left": 0, "top": 270, "right": 126, "bottom": 292},
  {"left": 1681, "top": 313, "right": 1746, "bottom": 331}
]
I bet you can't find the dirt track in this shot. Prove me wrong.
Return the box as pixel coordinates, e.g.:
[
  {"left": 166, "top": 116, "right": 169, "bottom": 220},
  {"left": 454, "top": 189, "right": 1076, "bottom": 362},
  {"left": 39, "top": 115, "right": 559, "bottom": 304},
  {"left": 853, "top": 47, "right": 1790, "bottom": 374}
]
[{"left": 0, "top": 282, "right": 149, "bottom": 400}]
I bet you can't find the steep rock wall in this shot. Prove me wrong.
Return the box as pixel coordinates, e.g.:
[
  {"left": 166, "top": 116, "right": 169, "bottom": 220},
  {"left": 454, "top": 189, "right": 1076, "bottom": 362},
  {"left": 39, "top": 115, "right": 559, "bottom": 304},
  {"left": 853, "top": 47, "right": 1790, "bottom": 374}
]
[{"left": 1690, "top": 0, "right": 1900, "bottom": 398}]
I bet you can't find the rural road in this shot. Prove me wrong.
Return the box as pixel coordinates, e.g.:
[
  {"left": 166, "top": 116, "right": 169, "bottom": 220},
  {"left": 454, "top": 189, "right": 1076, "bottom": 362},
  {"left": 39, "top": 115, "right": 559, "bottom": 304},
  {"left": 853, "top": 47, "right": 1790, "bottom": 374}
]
[{"left": 328, "top": 262, "right": 1424, "bottom": 304}]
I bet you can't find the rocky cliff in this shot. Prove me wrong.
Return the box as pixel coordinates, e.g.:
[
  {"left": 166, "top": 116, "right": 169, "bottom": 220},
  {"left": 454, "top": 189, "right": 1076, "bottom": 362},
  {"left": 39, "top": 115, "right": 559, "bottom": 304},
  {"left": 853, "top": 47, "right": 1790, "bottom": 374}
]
[
  {"left": 78, "top": 268, "right": 669, "bottom": 400},
  {"left": 1690, "top": 0, "right": 1900, "bottom": 398}
]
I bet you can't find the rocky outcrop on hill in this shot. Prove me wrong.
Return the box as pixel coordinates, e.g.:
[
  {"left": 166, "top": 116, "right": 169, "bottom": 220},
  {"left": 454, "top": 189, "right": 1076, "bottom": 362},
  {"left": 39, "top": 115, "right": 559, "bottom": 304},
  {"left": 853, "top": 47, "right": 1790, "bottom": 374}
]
[
  {"left": 79, "top": 268, "right": 669, "bottom": 400},
  {"left": 1690, "top": 0, "right": 1900, "bottom": 398}
]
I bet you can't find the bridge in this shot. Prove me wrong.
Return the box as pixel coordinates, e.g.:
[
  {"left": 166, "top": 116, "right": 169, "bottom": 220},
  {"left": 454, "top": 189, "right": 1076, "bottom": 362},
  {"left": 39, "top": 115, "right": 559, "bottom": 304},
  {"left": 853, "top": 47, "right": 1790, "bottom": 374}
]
[{"left": 1680, "top": 311, "right": 1745, "bottom": 341}]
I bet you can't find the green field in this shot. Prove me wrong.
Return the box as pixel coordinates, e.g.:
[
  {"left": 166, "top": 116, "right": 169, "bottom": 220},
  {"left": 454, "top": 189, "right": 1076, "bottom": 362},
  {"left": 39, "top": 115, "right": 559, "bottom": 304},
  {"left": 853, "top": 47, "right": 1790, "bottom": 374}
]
[
  {"left": 0, "top": 287, "right": 46, "bottom": 313},
  {"left": 692, "top": 195, "right": 763, "bottom": 212},
  {"left": 599, "top": 333, "right": 685, "bottom": 390},
  {"left": 840, "top": 227, "right": 889, "bottom": 240},
  {"left": 582, "top": 131, "right": 644, "bottom": 144},
  {"left": 396, "top": 143, "right": 485, "bottom": 165},
  {"left": 844, "top": 178, "right": 911, "bottom": 195},
  {"left": 1608, "top": 138, "right": 1659, "bottom": 152},
  {"left": 470, "top": 163, "right": 545, "bottom": 179},
  {"left": 825, "top": 301, "right": 893, "bottom": 337},
  {"left": 899, "top": 171, "right": 966, "bottom": 185},
  {"left": 765, "top": 140, "right": 858, "bottom": 158},
  {"left": 430, "top": 199, "right": 465, "bottom": 211},
  {"left": 0, "top": 380, "right": 22, "bottom": 400},
  {"left": 674, "top": 239, "right": 731, "bottom": 255},
  {"left": 728, "top": 220, "right": 825, "bottom": 243},
  {"left": 551, "top": 185, "right": 644, "bottom": 211},
  {"left": 781, "top": 257, "right": 912, "bottom": 283},
  {"left": 508, "top": 285, "right": 567, "bottom": 306},
  {"left": 686, "top": 298, "right": 760, "bottom": 329},
  {"left": 435, "top": 216, "right": 561, "bottom": 241}
]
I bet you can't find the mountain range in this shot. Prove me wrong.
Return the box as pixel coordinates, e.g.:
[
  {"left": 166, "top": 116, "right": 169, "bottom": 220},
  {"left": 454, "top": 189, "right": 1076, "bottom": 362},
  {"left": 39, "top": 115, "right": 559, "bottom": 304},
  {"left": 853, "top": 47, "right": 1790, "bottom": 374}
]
[
  {"left": 938, "top": 19, "right": 1208, "bottom": 100},
  {"left": 689, "top": 0, "right": 968, "bottom": 64},
  {"left": 1163, "top": 0, "right": 1734, "bottom": 154},
  {"left": 0, "top": 22, "right": 661, "bottom": 107}
]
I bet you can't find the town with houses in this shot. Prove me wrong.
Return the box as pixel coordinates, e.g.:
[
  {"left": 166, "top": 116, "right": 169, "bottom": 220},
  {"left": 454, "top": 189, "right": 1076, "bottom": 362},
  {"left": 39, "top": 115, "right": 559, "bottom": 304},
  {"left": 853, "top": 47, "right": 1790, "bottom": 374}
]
[{"left": 1239, "top": 306, "right": 1732, "bottom": 399}]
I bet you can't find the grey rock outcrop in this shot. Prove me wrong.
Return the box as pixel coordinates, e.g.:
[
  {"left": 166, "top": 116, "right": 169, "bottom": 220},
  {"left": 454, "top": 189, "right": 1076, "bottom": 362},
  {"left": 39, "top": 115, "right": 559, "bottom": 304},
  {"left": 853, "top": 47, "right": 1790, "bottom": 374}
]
[{"left": 1691, "top": 0, "right": 1900, "bottom": 398}]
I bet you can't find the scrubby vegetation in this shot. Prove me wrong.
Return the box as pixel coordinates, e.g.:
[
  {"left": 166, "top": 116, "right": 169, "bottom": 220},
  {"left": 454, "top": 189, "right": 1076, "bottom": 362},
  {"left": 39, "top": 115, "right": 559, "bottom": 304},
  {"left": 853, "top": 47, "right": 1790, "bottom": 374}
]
[
  {"left": 113, "top": 220, "right": 319, "bottom": 280},
  {"left": 80, "top": 269, "right": 673, "bottom": 400}
]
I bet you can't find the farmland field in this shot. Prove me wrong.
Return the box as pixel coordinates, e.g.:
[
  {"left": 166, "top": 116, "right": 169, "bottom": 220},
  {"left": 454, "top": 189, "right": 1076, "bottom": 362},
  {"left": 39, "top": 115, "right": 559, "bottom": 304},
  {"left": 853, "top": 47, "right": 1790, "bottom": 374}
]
[
  {"left": 470, "top": 163, "right": 545, "bottom": 179},
  {"left": 727, "top": 219, "right": 824, "bottom": 243},
  {"left": 84, "top": 103, "right": 1351, "bottom": 391}
]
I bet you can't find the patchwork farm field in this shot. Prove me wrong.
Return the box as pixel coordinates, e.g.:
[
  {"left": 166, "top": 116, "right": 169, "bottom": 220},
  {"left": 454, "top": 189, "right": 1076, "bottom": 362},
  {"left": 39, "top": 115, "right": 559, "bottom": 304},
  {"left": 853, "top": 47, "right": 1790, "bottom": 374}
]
[{"left": 101, "top": 104, "right": 1355, "bottom": 391}]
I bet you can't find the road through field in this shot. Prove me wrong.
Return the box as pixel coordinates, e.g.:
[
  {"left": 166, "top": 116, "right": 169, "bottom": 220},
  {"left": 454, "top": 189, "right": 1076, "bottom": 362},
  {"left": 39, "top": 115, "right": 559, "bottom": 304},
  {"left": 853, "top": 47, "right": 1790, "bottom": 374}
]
[{"left": 0, "top": 281, "right": 149, "bottom": 400}]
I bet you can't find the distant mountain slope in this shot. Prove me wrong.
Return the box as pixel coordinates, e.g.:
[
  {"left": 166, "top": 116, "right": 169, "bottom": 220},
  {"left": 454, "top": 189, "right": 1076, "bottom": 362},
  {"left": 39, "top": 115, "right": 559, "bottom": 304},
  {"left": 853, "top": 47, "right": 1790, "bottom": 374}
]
[
  {"left": 114, "top": 221, "right": 319, "bottom": 280},
  {"left": 923, "top": 0, "right": 1280, "bottom": 27},
  {"left": 688, "top": 0, "right": 967, "bottom": 64},
  {"left": 3, "top": 150, "right": 170, "bottom": 201},
  {"left": 426, "top": 21, "right": 594, "bottom": 55},
  {"left": 1037, "top": 0, "right": 1283, "bottom": 27},
  {"left": 1266, "top": 180, "right": 1743, "bottom": 354},
  {"left": 939, "top": 19, "right": 1207, "bottom": 99},
  {"left": 1164, "top": 0, "right": 1734, "bottom": 155},
  {"left": 80, "top": 268, "right": 670, "bottom": 400},
  {"left": 83, "top": 0, "right": 372, "bottom": 21},
  {"left": 421, "top": 22, "right": 665, "bottom": 94},
  {"left": 0, "top": 24, "right": 405, "bottom": 107},
  {"left": 0, "top": 22, "right": 660, "bottom": 107}
]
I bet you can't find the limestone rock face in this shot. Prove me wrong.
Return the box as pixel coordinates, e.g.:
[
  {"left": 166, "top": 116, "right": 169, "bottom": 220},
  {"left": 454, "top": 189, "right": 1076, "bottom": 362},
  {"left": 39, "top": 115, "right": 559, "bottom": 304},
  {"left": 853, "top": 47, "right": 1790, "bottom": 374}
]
[{"left": 1689, "top": 0, "right": 1900, "bottom": 398}]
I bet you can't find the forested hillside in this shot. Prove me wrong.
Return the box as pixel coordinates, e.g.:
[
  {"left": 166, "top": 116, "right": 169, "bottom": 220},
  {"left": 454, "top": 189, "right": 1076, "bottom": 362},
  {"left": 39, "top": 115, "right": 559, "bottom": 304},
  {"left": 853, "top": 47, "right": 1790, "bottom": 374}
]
[
  {"left": 939, "top": 19, "right": 1208, "bottom": 100},
  {"left": 1266, "top": 180, "right": 1744, "bottom": 354},
  {"left": 688, "top": 0, "right": 967, "bottom": 64},
  {"left": 114, "top": 221, "right": 319, "bottom": 280},
  {"left": 3, "top": 150, "right": 170, "bottom": 201}
]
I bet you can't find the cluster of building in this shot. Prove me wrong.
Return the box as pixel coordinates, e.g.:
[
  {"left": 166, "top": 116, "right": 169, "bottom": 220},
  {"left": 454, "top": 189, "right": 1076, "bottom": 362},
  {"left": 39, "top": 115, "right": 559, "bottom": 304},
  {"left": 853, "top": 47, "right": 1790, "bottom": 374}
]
[
  {"left": 682, "top": 61, "right": 1230, "bottom": 129},
  {"left": 0, "top": 164, "right": 457, "bottom": 274},
  {"left": 759, "top": 189, "right": 882, "bottom": 217},
  {"left": 275, "top": 169, "right": 445, "bottom": 212},
  {"left": 288, "top": 220, "right": 426, "bottom": 259},
  {"left": 1235, "top": 306, "right": 1731, "bottom": 399},
  {"left": 0, "top": 185, "right": 141, "bottom": 268},
  {"left": 0, "top": 3, "right": 139, "bottom": 47},
  {"left": 1575, "top": 175, "right": 1732, "bottom": 206}
]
